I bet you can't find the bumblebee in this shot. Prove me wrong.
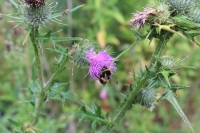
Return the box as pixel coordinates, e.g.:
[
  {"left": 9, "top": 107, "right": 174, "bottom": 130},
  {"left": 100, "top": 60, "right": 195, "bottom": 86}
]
[{"left": 98, "top": 66, "right": 118, "bottom": 85}]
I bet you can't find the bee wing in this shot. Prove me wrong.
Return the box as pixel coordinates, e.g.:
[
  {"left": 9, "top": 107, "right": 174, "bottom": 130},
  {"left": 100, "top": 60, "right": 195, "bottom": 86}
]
[{"left": 110, "top": 76, "right": 118, "bottom": 84}]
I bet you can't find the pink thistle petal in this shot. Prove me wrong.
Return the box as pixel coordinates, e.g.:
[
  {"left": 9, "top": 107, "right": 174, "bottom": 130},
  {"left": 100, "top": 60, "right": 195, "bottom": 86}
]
[
  {"left": 130, "top": 7, "right": 156, "bottom": 29},
  {"left": 85, "top": 48, "right": 116, "bottom": 80}
]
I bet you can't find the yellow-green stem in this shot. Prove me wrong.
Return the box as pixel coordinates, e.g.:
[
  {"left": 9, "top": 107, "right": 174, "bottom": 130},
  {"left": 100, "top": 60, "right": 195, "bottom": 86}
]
[
  {"left": 149, "top": 40, "right": 165, "bottom": 68},
  {"left": 30, "top": 91, "right": 45, "bottom": 125},
  {"left": 29, "top": 28, "right": 69, "bottom": 126},
  {"left": 106, "top": 38, "right": 167, "bottom": 131},
  {"left": 30, "top": 28, "right": 44, "bottom": 87},
  {"left": 29, "top": 28, "right": 45, "bottom": 125}
]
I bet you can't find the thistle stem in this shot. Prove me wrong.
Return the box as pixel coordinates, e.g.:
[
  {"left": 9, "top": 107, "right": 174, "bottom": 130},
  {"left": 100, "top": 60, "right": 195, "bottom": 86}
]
[
  {"left": 30, "top": 28, "right": 44, "bottom": 87},
  {"left": 107, "top": 38, "right": 167, "bottom": 131},
  {"left": 113, "top": 78, "right": 147, "bottom": 121},
  {"left": 30, "top": 91, "right": 45, "bottom": 125},
  {"left": 29, "top": 28, "right": 69, "bottom": 126},
  {"left": 44, "top": 57, "right": 68, "bottom": 88},
  {"left": 149, "top": 39, "right": 165, "bottom": 68},
  {"left": 29, "top": 28, "right": 45, "bottom": 126}
]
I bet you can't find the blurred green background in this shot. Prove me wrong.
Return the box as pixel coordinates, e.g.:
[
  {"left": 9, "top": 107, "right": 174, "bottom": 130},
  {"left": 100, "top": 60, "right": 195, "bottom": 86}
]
[{"left": 0, "top": 0, "right": 200, "bottom": 133}]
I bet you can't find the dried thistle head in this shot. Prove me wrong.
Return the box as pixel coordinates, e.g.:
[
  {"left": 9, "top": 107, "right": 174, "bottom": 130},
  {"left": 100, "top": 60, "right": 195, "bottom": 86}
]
[
  {"left": 130, "top": 7, "right": 157, "bottom": 29},
  {"left": 130, "top": 2, "right": 171, "bottom": 29},
  {"left": 25, "top": 0, "right": 45, "bottom": 8}
]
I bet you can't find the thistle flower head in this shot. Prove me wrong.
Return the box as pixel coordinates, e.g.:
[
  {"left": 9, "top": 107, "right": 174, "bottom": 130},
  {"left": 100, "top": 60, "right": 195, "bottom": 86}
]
[
  {"left": 85, "top": 48, "right": 116, "bottom": 80},
  {"left": 166, "top": 0, "right": 196, "bottom": 14},
  {"left": 19, "top": 0, "right": 56, "bottom": 28},
  {"left": 188, "top": 7, "right": 200, "bottom": 23},
  {"left": 153, "top": 2, "right": 171, "bottom": 24},
  {"left": 133, "top": 88, "right": 157, "bottom": 111},
  {"left": 71, "top": 40, "right": 100, "bottom": 68},
  {"left": 25, "top": 0, "right": 45, "bottom": 8},
  {"left": 130, "top": 7, "right": 157, "bottom": 29},
  {"left": 161, "top": 55, "right": 176, "bottom": 70}
]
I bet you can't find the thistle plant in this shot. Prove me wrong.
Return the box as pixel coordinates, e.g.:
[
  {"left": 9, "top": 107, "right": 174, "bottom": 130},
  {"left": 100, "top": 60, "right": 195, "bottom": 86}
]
[
  {"left": 1, "top": 0, "right": 200, "bottom": 132},
  {"left": 2, "top": 0, "right": 85, "bottom": 132}
]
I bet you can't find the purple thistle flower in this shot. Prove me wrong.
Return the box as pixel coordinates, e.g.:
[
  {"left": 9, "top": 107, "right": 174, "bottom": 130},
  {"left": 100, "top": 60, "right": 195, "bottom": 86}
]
[
  {"left": 85, "top": 48, "right": 116, "bottom": 80},
  {"left": 130, "top": 7, "right": 156, "bottom": 29}
]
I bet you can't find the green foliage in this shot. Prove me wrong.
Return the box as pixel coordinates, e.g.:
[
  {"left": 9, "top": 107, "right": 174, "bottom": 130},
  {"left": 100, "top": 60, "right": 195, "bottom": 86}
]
[
  {"left": 0, "top": 0, "right": 200, "bottom": 133},
  {"left": 166, "top": 90, "right": 194, "bottom": 133},
  {"left": 73, "top": 104, "right": 113, "bottom": 131}
]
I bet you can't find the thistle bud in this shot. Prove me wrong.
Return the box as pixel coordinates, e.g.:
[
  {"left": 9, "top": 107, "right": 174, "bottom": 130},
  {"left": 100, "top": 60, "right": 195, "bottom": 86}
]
[
  {"left": 160, "top": 55, "right": 176, "bottom": 70},
  {"left": 20, "top": 0, "right": 55, "bottom": 28},
  {"left": 71, "top": 40, "right": 100, "bottom": 68},
  {"left": 188, "top": 7, "right": 200, "bottom": 23},
  {"left": 133, "top": 88, "right": 157, "bottom": 111},
  {"left": 166, "top": 0, "right": 196, "bottom": 14}
]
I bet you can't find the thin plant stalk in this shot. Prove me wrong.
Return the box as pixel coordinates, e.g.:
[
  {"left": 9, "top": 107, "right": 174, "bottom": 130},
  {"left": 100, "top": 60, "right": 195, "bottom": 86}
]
[
  {"left": 29, "top": 28, "right": 68, "bottom": 126},
  {"left": 106, "top": 38, "right": 167, "bottom": 131}
]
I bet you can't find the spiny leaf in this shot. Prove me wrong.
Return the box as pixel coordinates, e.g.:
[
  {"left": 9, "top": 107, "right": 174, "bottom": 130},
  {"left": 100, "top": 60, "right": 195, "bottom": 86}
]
[
  {"left": 112, "top": 39, "right": 141, "bottom": 64},
  {"left": 96, "top": 106, "right": 102, "bottom": 117},
  {"left": 146, "top": 80, "right": 159, "bottom": 90},
  {"left": 166, "top": 90, "right": 194, "bottom": 133},
  {"left": 161, "top": 70, "right": 171, "bottom": 88},
  {"left": 36, "top": 30, "right": 83, "bottom": 45},
  {"left": 77, "top": 116, "right": 85, "bottom": 126},
  {"left": 22, "top": 28, "right": 31, "bottom": 45},
  {"left": 176, "top": 55, "right": 189, "bottom": 65},
  {"left": 67, "top": 4, "right": 85, "bottom": 14},
  {"left": 49, "top": 83, "right": 88, "bottom": 108},
  {"left": 50, "top": 37, "right": 83, "bottom": 45},
  {"left": 157, "top": 92, "right": 167, "bottom": 102},
  {"left": 64, "top": 94, "right": 87, "bottom": 108},
  {"left": 92, "top": 103, "right": 97, "bottom": 113},
  {"left": 171, "top": 84, "right": 190, "bottom": 90},
  {"left": 51, "top": 4, "right": 85, "bottom": 19},
  {"left": 183, "top": 30, "right": 200, "bottom": 47},
  {"left": 91, "top": 121, "right": 97, "bottom": 131},
  {"left": 131, "top": 29, "right": 146, "bottom": 40},
  {"left": 129, "top": 84, "right": 135, "bottom": 91},
  {"left": 173, "top": 65, "right": 196, "bottom": 69},
  {"left": 120, "top": 93, "right": 128, "bottom": 99},
  {"left": 172, "top": 15, "right": 200, "bottom": 29},
  {"left": 73, "top": 106, "right": 110, "bottom": 127},
  {"left": 8, "top": 119, "right": 21, "bottom": 127},
  {"left": 9, "top": 0, "right": 18, "bottom": 8}
]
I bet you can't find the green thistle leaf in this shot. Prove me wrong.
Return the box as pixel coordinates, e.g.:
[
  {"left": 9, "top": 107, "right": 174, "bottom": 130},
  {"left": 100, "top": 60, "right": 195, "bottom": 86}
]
[
  {"left": 166, "top": 90, "right": 194, "bottom": 133},
  {"left": 9, "top": 0, "right": 18, "bottom": 8},
  {"left": 73, "top": 105, "right": 113, "bottom": 129},
  {"left": 8, "top": 119, "right": 21, "bottom": 127},
  {"left": 172, "top": 15, "right": 200, "bottom": 29},
  {"left": 161, "top": 70, "right": 171, "bottom": 88}
]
